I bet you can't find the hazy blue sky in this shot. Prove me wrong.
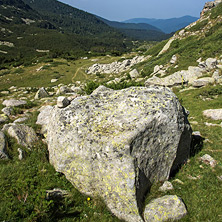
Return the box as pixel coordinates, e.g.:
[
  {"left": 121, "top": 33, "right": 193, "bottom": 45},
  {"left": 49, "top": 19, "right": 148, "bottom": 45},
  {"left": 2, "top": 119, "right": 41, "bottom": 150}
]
[{"left": 59, "top": 0, "right": 209, "bottom": 21}]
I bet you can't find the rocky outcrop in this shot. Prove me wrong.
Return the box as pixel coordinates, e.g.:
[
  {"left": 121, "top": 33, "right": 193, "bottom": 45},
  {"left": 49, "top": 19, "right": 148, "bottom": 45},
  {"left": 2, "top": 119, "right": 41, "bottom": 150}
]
[
  {"left": 86, "top": 56, "right": 145, "bottom": 74},
  {"left": 145, "top": 66, "right": 203, "bottom": 87},
  {"left": 201, "top": 0, "right": 222, "bottom": 17},
  {"left": 38, "top": 86, "right": 192, "bottom": 222},
  {"left": 144, "top": 195, "right": 187, "bottom": 222}
]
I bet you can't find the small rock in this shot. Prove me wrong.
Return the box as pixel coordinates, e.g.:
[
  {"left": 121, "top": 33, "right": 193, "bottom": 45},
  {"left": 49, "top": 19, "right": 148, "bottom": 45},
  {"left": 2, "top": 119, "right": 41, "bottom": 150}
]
[
  {"left": 56, "top": 86, "right": 73, "bottom": 95},
  {"left": 206, "top": 58, "right": 218, "bottom": 70},
  {"left": 187, "top": 175, "right": 201, "bottom": 180},
  {"left": 70, "top": 86, "right": 83, "bottom": 94},
  {"left": 51, "top": 79, "right": 58, "bottom": 83},
  {"left": 129, "top": 69, "right": 139, "bottom": 79},
  {"left": 144, "top": 195, "right": 187, "bottom": 222},
  {"left": 14, "top": 117, "right": 28, "bottom": 123},
  {"left": 0, "top": 131, "right": 8, "bottom": 159},
  {"left": 34, "top": 87, "right": 49, "bottom": 99},
  {"left": 203, "top": 109, "right": 222, "bottom": 120},
  {"left": 159, "top": 181, "right": 174, "bottom": 192},
  {"left": 46, "top": 188, "right": 69, "bottom": 200},
  {"left": 200, "top": 154, "right": 217, "bottom": 168},
  {"left": 57, "top": 96, "right": 70, "bottom": 108},
  {"left": 173, "top": 179, "right": 184, "bottom": 185},
  {"left": 18, "top": 148, "right": 23, "bottom": 160},
  {"left": 170, "top": 55, "right": 178, "bottom": 64},
  {"left": 2, "top": 107, "right": 13, "bottom": 116},
  {"left": 2, "top": 99, "right": 27, "bottom": 107},
  {"left": 1, "top": 91, "right": 10, "bottom": 95}
]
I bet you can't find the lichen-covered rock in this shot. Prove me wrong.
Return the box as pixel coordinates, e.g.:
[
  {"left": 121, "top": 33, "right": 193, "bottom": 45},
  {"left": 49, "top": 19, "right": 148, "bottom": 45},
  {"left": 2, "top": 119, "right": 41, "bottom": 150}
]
[
  {"left": 3, "top": 124, "right": 38, "bottom": 147},
  {"left": 0, "top": 131, "right": 8, "bottom": 159},
  {"left": 144, "top": 195, "right": 187, "bottom": 222},
  {"left": 2, "top": 107, "right": 13, "bottom": 116},
  {"left": 38, "top": 86, "right": 191, "bottom": 222}
]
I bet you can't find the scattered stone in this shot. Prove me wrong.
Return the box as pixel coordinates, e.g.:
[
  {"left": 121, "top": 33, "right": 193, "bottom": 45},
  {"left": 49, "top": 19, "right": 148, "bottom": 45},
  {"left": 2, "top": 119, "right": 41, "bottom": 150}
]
[
  {"left": 51, "top": 79, "right": 58, "bottom": 83},
  {"left": 129, "top": 69, "right": 139, "bottom": 79},
  {"left": 18, "top": 148, "right": 23, "bottom": 160},
  {"left": 3, "top": 124, "right": 38, "bottom": 148},
  {"left": 14, "top": 117, "right": 28, "bottom": 123},
  {"left": 2, "top": 107, "right": 12, "bottom": 117},
  {"left": 46, "top": 188, "right": 69, "bottom": 201},
  {"left": 0, "top": 114, "right": 9, "bottom": 124},
  {"left": 205, "top": 122, "right": 222, "bottom": 127},
  {"left": 57, "top": 96, "right": 70, "bottom": 108},
  {"left": 86, "top": 56, "right": 145, "bottom": 74},
  {"left": 0, "top": 131, "right": 8, "bottom": 159},
  {"left": 159, "top": 181, "right": 174, "bottom": 192},
  {"left": 192, "top": 77, "right": 215, "bottom": 88},
  {"left": 153, "top": 65, "right": 163, "bottom": 73},
  {"left": 67, "top": 94, "right": 79, "bottom": 102},
  {"left": 70, "top": 86, "right": 82, "bottom": 94},
  {"left": 190, "top": 121, "right": 198, "bottom": 125},
  {"left": 144, "top": 195, "right": 187, "bottom": 222},
  {"left": 203, "top": 109, "right": 222, "bottom": 120},
  {"left": 170, "top": 55, "right": 178, "bottom": 64},
  {"left": 34, "top": 87, "right": 49, "bottom": 99},
  {"left": 38, "top": 86, "right": 192, "bottom": 222},
  {"left": 173, "top": 179, "right": 184, "bottom": 185},
  {"left": 2, "top": 99, "right": 27, "bottom": 107},
  {"left": 1, "top": 91, "right": 10, "bottom": 95},
  {"left": 187, "top": 175, "right": 201, "bottom": 180},
  {"left": 205, "top": 58, "right": 218, "bottom": 70},
  {"left": 200, "top": 154, "right": 217, "bottom": 168},
  {"left": 56, "top": 86, "right": 73, "bottom": 95}
]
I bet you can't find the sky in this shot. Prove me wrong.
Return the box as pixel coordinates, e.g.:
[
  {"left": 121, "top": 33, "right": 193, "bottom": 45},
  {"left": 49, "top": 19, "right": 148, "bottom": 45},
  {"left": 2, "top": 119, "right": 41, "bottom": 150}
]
[{"left": 59, "top": 0, "right": 209, "bottom": 21}]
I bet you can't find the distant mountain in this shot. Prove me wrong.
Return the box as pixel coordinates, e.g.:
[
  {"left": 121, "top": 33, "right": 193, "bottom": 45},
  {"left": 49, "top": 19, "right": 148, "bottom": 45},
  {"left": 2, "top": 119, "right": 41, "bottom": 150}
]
[
  {"left": 124, "top": 16, "right": 199, "bottom": 33},
  {"left": 0, "top": 0, "right": 129, "bottom": 67},
  {"left": 97, "top": 16, "right": 172, "bottom": 41}
]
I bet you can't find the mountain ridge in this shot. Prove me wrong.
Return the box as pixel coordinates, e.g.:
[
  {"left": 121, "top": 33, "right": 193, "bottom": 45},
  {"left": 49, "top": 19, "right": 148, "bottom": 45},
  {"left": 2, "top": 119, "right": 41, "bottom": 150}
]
[{"left": 124, "top": 15, "right": 199, "bottom": 33}]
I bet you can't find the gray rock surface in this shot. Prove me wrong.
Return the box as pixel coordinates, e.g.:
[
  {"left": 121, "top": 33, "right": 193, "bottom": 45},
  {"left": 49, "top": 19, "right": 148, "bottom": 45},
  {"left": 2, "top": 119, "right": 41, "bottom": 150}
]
[
  {"left": 144, "top": 195, "right": 187, "bottom": 222},
  {"left": 2, "top": 99, "right": 27, "bottom": 107},
  {"left": 203, "top": 109, "right": 222, "bottom": 120},
  {"left": 14, "top": 117, "right": 28, "bottom": 123},
  {"left": 38, "top": 86, "right": 191, "bottom": 222},
  {"left": 35, "top": 87, "right": 49, "bottom": 99},
  {"left": 0, "top": 131, "right": 8, "bottom": 159},
  {"left": 170, "top": 55, "right": 178, "bottom": 64},
  {"left": 205, "top": 58, "right": 218, "bottom": 70},
  {"left": 3, "top": 124, "right": 38, "bottom": 147},
  {"left": 56, "top": 86, "right": 73, "bottom": 95}
]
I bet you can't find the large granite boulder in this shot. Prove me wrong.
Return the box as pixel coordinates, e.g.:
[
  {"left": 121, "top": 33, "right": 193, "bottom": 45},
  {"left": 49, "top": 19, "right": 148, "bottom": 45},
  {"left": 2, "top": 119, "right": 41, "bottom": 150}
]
[{"left": 38, "top": 86, "right": 192, "bottom": 222}]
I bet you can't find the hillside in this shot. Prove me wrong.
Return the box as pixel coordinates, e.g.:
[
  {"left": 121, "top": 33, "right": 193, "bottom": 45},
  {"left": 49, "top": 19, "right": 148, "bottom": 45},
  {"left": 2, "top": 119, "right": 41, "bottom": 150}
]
[
  {"left": 124, "top": 16, "right": 199, "bottom": 33},
  {"left": 97, "top": 16, "right": 171, "bottom": 41},
  {"left": 0, "top": 0, "right": 129, "bottom": 68}
]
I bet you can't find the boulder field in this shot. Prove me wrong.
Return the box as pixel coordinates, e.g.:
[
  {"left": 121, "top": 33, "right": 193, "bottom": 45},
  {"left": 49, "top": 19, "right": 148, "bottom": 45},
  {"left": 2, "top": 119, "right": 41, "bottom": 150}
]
[{"left": 37, "top": 86, "right": 192, "bottom": 221}]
